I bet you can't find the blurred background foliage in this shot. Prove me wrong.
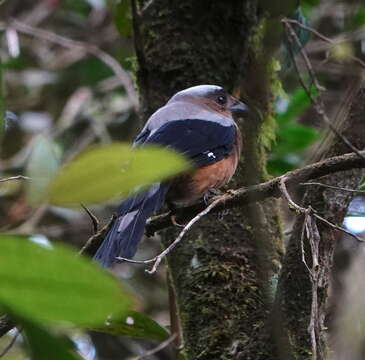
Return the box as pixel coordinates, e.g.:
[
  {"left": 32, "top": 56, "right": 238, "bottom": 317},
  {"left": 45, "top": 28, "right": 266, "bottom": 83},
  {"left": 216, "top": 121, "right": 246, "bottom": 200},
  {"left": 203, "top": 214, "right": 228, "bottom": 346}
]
[{"left": 0, "top": 0, "right": 365, "bottom": 359}]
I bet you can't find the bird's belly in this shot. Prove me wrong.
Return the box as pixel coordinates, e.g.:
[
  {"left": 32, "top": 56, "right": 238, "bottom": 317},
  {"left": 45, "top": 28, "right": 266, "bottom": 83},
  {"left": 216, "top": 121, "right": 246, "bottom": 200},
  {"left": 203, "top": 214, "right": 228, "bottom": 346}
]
[{"left": 167, "top": 153, "right": 238, "bottom": 205}]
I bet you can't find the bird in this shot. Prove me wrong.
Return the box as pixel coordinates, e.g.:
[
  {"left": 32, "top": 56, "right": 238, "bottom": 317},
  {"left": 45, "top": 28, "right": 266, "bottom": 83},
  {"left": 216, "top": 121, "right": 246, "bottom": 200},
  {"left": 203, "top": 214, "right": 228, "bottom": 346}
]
[{"left": 94, "top": 85, "right": 248, "bottom": 267}]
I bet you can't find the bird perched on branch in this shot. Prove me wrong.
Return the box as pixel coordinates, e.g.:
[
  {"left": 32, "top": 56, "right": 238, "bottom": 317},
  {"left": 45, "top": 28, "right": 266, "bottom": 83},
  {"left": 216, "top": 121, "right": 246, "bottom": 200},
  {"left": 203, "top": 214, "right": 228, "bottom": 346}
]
[{"left": 94, "top": 85, "right": 248, "bottom": 267}]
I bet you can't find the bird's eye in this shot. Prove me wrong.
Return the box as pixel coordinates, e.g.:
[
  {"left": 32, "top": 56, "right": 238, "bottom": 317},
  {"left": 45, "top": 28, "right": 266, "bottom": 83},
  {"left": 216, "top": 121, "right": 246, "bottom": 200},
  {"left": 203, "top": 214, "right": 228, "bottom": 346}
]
[{"left": 216, "top": 95, "right": 227, "bottom": 105}]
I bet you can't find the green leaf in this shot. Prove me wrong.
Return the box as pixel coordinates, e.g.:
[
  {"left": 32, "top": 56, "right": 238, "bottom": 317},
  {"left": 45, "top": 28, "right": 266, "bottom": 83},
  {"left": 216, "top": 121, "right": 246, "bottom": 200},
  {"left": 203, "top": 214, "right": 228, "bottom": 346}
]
[
  {"left": 273, "top": 124, "right": 319, "bottom": 155},
  {"left": 92, "top": 311, "right": 169, "bottom": 341},
  {"left": 47, "top": 143, "right": 191, "bottom": 207},
  {"left": 0, "top": 235, "right": 132, "bottom": 326},
  {"left": 352, "top": 5, "right": 365, "bottom": 28},
  {"left": 109, "top": 0, "right": 132, "bottom": 36},
  {"left": 267, "top": 157, "right": 297, "bottom": 175},
  {"left": 61, "top": 0, "right": 91, "bottom": 18},
  {"left": 26, "top": 135, "right": 62, "bottom": 204},
  {"left": 22, "top": 319, "right": 80, "bottom": 360},
  {"left": 301, "top": 0, "right": 320, "bottom": 6}
]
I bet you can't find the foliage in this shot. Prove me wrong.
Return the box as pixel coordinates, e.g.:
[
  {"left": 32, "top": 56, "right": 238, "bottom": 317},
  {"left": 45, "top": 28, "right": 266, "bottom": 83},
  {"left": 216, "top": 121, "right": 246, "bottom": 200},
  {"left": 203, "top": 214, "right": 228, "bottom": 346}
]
[
  {"left": 351, "top": 5, "right": 365, "bottom": 29},
  {"left": 0, "top": 235, "right": 131, "bottom": 326},
  {"left": 1, "top": 0, "right": 365, "bottom": 358},
  {"left": 268, "top": 88, "right": 319, "bottom": 174},
  {"left": 47, "top": 143, "right": 190, "bottom": 206},
  {"left": 92, "top": 310, "right": 170, "bottom": 341},
  {"left": 23, "top": 320, "right": 81, "bottom": 360}
]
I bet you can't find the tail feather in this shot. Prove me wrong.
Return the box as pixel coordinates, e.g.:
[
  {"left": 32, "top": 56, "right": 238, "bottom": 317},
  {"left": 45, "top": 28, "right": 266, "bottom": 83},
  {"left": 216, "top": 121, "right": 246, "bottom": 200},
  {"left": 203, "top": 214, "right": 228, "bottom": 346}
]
[{"left": 94, "top": 183, "right": 168, "bottom": 267}]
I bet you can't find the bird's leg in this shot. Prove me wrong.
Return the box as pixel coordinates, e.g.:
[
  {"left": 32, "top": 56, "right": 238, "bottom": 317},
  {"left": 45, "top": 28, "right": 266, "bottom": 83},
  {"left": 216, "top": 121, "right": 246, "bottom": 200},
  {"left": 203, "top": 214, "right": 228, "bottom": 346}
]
[{"left": 203, "top": 188, "right": 230, "bottom": 220}]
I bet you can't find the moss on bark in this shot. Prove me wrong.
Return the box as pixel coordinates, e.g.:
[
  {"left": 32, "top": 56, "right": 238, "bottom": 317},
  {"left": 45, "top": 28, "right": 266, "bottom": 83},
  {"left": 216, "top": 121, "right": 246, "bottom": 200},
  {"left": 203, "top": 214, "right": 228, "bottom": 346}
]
[
  {"left": 275, "top": 83, "right": 365, "bottom": 359},
  {"left": 131, "top": 1, "right": 290, "bottom": 358}
]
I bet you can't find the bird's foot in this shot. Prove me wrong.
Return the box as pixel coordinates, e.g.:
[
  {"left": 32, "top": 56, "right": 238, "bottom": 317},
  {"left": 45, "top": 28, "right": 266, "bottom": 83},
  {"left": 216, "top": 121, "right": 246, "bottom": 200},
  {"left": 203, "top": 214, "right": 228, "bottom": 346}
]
[
  {"left": 203, "top": 188, "right": 222, "bottom": 204},
  {"left": 171, "top": 214, "right": 186, "bottom": 228}
]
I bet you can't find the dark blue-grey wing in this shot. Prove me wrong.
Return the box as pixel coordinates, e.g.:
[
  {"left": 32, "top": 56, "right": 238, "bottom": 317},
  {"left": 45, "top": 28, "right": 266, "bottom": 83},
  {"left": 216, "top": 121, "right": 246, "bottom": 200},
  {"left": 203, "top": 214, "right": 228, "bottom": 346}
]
[
  {"left": 142, "top": 119, "right": 236, "bottom": 167},
  {"left": 133, "top": 127, "right": 150, "bottom": 146}
]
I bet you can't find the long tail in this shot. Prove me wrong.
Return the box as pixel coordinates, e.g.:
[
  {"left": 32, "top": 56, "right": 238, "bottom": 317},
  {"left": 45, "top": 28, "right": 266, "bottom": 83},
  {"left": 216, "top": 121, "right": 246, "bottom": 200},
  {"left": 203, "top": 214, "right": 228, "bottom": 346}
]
[{"left": 94, "top": 183, "right": 169, "bottom": 267}]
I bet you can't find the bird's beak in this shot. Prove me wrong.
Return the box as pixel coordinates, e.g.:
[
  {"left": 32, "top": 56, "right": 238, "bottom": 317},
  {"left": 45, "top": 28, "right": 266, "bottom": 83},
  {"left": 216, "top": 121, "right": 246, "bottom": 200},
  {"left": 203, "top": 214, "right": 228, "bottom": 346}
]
[{"left": 229, "top": 98, "right": 248, "bottom": 116}]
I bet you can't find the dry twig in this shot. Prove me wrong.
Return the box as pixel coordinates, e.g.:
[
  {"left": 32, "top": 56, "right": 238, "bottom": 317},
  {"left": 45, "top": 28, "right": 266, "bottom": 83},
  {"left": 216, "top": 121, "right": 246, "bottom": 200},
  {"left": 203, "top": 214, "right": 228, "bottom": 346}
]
[
  {"left": 284, "top": 18, "right": 365, "bottom": 69},
  {"left": 118, "top": 196, "right": 226, "bottom": 274},
  {"left": 300, "top": 182, "right": 365, "bottom": 194},
  {"left": 0, "top": 175, "right": 29, "bottom": 182},
  {"left": 279, "top": 178, "right": 322, "bottom": 359},
  {"left": 282, "top": 18, "right": 365, "bottom": 162},
  {"left": 7, "top": 19, "right": 139, "bottom": 111}
]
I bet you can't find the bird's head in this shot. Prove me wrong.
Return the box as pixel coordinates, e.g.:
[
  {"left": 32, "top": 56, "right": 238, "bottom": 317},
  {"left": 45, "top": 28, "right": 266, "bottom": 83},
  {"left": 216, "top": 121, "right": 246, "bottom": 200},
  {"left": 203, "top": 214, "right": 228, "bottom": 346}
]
[{"left": 168, "top": 85, "right": 249, "bottom": 119}]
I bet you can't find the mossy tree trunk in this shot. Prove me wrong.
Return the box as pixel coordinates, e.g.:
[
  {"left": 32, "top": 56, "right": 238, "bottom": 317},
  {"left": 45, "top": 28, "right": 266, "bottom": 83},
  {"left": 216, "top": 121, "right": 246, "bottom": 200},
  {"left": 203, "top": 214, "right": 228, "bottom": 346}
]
[
  {"left": 275, "top": 81, "right": 365, "bottom": 359},
  {"left": 130, "top": 1, "right": 310, "bottom": 359}
]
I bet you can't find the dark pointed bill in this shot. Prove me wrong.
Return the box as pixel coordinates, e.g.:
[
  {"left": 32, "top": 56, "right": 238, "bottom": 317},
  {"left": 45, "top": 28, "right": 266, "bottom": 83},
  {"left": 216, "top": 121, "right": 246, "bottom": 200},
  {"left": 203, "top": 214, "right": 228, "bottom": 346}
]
[{"left": 230, "top": 99, "right": 248, "bottom": 116}]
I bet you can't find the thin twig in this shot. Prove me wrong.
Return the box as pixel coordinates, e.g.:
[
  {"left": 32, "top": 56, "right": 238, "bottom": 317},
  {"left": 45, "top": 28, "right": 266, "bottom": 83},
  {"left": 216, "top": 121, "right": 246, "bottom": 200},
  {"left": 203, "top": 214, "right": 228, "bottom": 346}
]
[
  {"left": 8, "top": 19, "right": 139, "bottom": 111},
  {"left": 280, "top": 177, "right": 364, "bottom": 243},
  {"left": 300, "top": 212, "right": 312, "bottom": 275},
  {"left": 284, "top": 18, "right": 365, "bottom": 69},
  {"left": 79, "top": 214, "right": 117, "bottom": 257},
  {"left": 305, "top": 214, "right": 321, "bottom": 360},
  {"left": 0, "top": 175, "right": 29, "bottom": 182},
  {"left": 0, "top": 328, "right": 21, "bottom": 357},
  {"left": 314, "top": 213, "right": 365, "bottom": 242},
  {"left": 118, "top": 196, "right": 227, "bottom": 274},
  {"left": 279, "top": 179, "right": 323, "bottom": 359},
  {"left": 135, "top": 333, "right": 177, "bottom": 360},
  {"left": 279, "top": 177, "right": 307, "bottom": 213},
  {"left": 282, "top": 19, "right": 365, "bottom": 162},
  {"left": 81, "top": 204, "right": 99, "bottom": 234},
  {"left": 301, "top": 182, "right": 365, "bottom": 194}
]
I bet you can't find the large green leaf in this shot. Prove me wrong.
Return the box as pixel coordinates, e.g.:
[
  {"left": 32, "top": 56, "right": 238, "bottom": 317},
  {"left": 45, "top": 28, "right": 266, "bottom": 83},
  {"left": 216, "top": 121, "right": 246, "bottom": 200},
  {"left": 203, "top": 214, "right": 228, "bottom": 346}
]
[
  {"left": 26, "top": 135, "right": 62, "bottom": 204},
  {"left": 274, "top": 124, "right": 319, "bottom": 155},
  {"left": 47, "top": 143, "right": 191, "bottom": 207},
  {"left": 0, "top": 235, "right": 132, "bottom": 326},
  {"left": 22, "top": 320, "right": 80, "bottom": 360},
  {"left": 276, "top": 88, "right": 317, "bottom": 126},
  {"left": 92, "top": 310, "right": 169, "bottom": 341}
]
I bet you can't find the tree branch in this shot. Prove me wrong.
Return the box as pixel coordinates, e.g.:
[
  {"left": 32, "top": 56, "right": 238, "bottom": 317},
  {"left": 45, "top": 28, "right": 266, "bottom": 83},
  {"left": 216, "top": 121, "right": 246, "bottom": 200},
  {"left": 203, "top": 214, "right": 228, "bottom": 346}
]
[
  {"left": 146, "top": 151, "right": 365, "bottom": 235},
  {"left": 0, "top": 175, "right": 29, "bottom": 182}
]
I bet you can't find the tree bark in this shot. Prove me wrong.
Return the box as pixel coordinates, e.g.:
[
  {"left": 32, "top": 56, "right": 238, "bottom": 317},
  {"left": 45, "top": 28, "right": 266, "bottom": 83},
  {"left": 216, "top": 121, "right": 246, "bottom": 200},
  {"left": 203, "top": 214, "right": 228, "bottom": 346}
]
[
  {"left": 131, "top": 1, "right": 289, "bottom": 359},
  {"left": 275, "top": 80, "right": 365, "bottom": 359}
]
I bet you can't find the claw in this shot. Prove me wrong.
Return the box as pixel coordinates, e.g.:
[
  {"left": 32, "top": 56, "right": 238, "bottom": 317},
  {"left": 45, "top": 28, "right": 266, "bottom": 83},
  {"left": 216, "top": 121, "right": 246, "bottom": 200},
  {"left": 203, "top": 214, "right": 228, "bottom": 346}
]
[
  {"left": 171, "top": 215, "right": 185, "bottom": 228},
  {"left": 203, "top": 188, "right": 222, "bottom": 204}
]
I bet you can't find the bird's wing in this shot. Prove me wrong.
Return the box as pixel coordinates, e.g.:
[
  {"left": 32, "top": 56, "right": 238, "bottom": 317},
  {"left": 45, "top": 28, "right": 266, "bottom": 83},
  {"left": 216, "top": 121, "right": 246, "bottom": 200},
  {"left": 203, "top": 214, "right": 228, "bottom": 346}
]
[{"left": 141, "top": 119, "right": 236, "bottom": 167}]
